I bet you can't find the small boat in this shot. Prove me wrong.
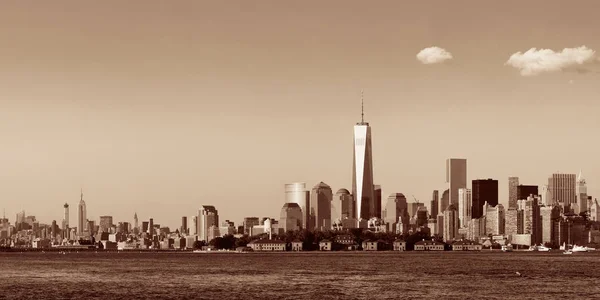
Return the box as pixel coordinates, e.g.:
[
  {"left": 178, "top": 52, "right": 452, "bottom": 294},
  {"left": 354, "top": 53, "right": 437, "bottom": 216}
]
[
  {"left": 563, "top": 250, "right": 573, "bottom": 255},
  {"left": 502, "top": 244, "right": 513, "bottom": 252},
  {"left": 537, "top": 245, "right": 551, "bottom": 252},
  {"left": 572, "top": 245, "right": 588, "bottom": 253},
  {"left": 585, "top": 247, "right": 596, "bottom": 251},
  {"left": 527, "top": 245, "right": 537, "bottom": 251},
  {"left": 559, "top": 243, "right": 566, "bottom": 251}
]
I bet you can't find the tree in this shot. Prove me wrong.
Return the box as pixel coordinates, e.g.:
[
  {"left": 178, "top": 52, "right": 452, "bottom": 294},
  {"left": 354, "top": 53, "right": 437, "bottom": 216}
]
[{"left": 193, "top": 241, "right": 206, "bottom": 249}]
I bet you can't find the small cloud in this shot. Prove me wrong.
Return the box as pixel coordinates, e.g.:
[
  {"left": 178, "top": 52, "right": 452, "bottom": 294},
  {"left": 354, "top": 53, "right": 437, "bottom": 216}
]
[
  {"left": 416, "top": 47, "right": 453, "bottom": 64},
  {"left": 505, "top": 46, "right": 596, "bottom": 76}
]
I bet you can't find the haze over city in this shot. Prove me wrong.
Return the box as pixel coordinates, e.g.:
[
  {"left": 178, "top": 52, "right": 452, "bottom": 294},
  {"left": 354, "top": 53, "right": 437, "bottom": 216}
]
[{"left": 1, "top": 0, "right": 599, "bottom": 229}]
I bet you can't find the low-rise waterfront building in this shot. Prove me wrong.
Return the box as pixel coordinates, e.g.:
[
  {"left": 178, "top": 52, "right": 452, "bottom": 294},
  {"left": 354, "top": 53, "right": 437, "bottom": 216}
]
[
  {"left": 247, "top": 239, "right": 286, "bottom": 251},
  {"left": 362, "top": 239, "right": 388, "bottom": 251},
  {"left": 319, "top": 239, "right": 332, "bottom": 251},
  {"left": 451, "top": 240, "right": 482, "bottom": 251},
  {"left": 291, "top": 240, "right": 303, "bottom": 251},
  {"left": 393, "top": 239, "right": 406, "bottom": 251},
  {"left": 414, "top": 240, "right": 444, "bottom": 251}
]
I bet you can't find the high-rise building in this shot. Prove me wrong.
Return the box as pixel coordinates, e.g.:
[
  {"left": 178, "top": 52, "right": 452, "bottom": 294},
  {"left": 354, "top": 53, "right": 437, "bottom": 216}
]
[
  {"left": 285, "top": 183, "right": 310, "bottom": 229},
  {"left": 334, "top": 189, "right": 354, "bottom": 222},
  {"left": 310, "top": 182, "right": 333, "bottom": 231},
  {"left": 505, "top": 208, "right": 518, "bottom": 240},
  {"left": 416, "top": 207, "right": 428, "bottom": 227},
  {"left": 181, "top": 216, "right": 188, "bottom": 235},
  {"left": 374, "top": 185, "right": 382, "bottom": 219},
  {"left": 78, "top": 190, "right": 86, "bottom": 235},
  {"left": 576, "top": 171, "right": 587, "bottom": 214},
  {"left": 431, "top": 190, "right": 439, "bottom": 219},
  {"left": 382, "top": 193, "right": 408, "bottom": 232},
  {"left": 62, "top": 203, "right": 69, "bottom": 240},
  {"left": 458, "top": 188, "right": 472, "bottom": 228},
  {"left": 472, "top": 179, "right": 498, "bottom": 219},
  {"left": 149, "top": 218, "right": 154, "bottom": 239},
  {"left": 407, "top": 202, "right": 425, "bottom": 219},
  {"left": 508, "top": 177, "right": 519, "bottom": 209},
  {"left": 134, "top": 213, "right": 139, "bottom": 234},
  {"left": 517, "top": 196, "right": 541, "bottom": 245},
  {"left": 198, "top": 206, "right": 219, "bottom": 242},
  {"left": 279, "top": 202, "right": 303, "bottom": 233},
  {"left": 352, "top": 94, "right": 375, "bottom": 220},
  {"left": 99, "top": 216, "right": 113, "bottom": 233},
  {"left": 443, "top": 204, "right": 459, "bottom": 242},
  {"left": 547, "top": 173, "right": 576, "bottom": 207},
  {"left": 439, "top": 189, "right": 449, "bottom": 215},
  {"left": 517, "top": 185, "right": 539, "bottom": 201},
  {"left": 539, "top": 206, "right": 560, "bottom": 244},
  {"left": 484, "top": 203, "right": 505, "bottom": 235},
  {"left": 591, "top": 198, "right": 600, "bottom": 222},
  {"left": 243, "top": 217, "right": 259, "bottom": 235},
  {"left": 446, "top": 158, "right": 467, "bottom": 207},
  {"left": 142, "top": 221, "right": 149, "bottom": 234}
]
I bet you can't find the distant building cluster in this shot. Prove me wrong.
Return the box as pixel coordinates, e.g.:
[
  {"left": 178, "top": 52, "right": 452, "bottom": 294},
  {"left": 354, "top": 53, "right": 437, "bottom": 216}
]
[{"left": 2, "top": 106, "right": 600, "bottom": 251}]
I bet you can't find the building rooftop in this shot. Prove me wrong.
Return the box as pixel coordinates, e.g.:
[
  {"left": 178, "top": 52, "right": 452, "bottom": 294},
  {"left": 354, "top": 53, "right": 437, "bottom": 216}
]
[
  {"left": 336, "top": 188, "right": 350, "bottom": 195},
  {"left": 248, "top": 239, "right": 286, "bottom": 245}
]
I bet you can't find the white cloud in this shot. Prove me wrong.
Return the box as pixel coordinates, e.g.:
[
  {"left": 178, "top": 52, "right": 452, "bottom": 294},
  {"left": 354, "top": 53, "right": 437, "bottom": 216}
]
[
  {"left": 505, "top": 46, "right": 596, "bottom": 76},
  {"left": 416, "top": 47, "right": 453, "bottom": 64}
]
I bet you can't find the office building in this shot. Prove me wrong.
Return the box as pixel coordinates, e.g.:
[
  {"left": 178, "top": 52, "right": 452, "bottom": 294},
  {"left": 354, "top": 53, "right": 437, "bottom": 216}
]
[
  {"left": 484, "top": 203, "right": 505, "bottom": 235},
  {"left": 78, "top": 190, "right": 86, "bottom": 235},
  {"left": 446, "top": 158, "right": 467, "bottom": 207},
  {"left": 334, "top": 189, "right": 354, "bottom": 223},
  {"left": 198, "top": 206, "right": 219, "bottom": 242},
  {"left": 279, "top": 202, "right": 303, "bottom": 233},
  {"left": 517, "top": 196, "right": 541, "bottom": 245},
  {"left": 458, "top": 188, "right": 472, "bottom": 228},
  {"left": 472, "top": 179, "right": 499, "bottom": 219},
  {"left": 508, "top": 177, "right": 519, "bottom": 209},
  {"left": 181, "top": 216, "right": 188, "bottom": 235},
  {"left": 517, "top": 185, "right": 539, "bottom": 201},
  {"left": 243, "top": 217, "right": 260, "bottom": 235},
  {"left": 374, "top": 185, "right": 382, "bottom": 219},
  {"left": 383, "top": 193, "right": 408, "bottom": 232},
  {"left": 99, "top": 216, "right": 113, "bottom": 233},
  {"left": 505, "top": 208, "right": 518, "bottom": 240},
  {"left": 439, "top": 189, "right": 449, "bottom": 214},
  {"left": 352, "top": 96, "right": 376, "bottom": 220},
  {"left": 407, "top": 202, "right": 425, "bottom": 219},
  {"left": 62, "top": 203, "right": 69, "bottom": 240},
  {"left": 443, "top": 204, "right": 459, "bottom": 242},
  {"left": 576, "top": 171, "right": 587, "bottom": 214},
  {"left": 547, "top": 173, "right": 576, "bottom": 207},
  {"left": 431, "top": 190, "right": 439, "bottom": 218},
  {"left": 285, "top": 183, "right": 310, "bottom": 229},
  {"left": 310, "top": 182, "right": 333, "bottom": 231}
]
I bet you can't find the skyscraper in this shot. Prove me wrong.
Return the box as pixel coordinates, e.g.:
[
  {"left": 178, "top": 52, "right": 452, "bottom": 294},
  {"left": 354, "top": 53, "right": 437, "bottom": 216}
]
[
  {"left": 99, "top": 216, "right": 113, "bottom": 233},
  {"left": 310, "top": 182, "right": 333, "bottom": 231},
  {"left": 576, "top": 171, "right": 588, "bottom": 214},
  {"left": 334, "top": 189, "right": 354, "bottom": 222},
  {"left": 446, "top": 158, "right": 467, "bottom": 207},
  {"left": 284, "top": 183, "right": 310, "bottom": 229},
  {"left": 134, "top": 213, "right": 139, "bottom": 234},
  {"left": 458, "top": 188, "right": 472, "bottom": 228},
  {"left": 484, "top": 203, "right": 505, "bottom": 235},
  {"left": 517, "top": 185, "right": 539, "bottom": 201},
  {"left": 352, "top": 92, "right": 375, "bottom": 220},
  {"left": 78, "top": 189, "right": 86, "bottom": 235},
  {"left": 508, "top": 177, "right": 519, "bottom": 209},
  {"left": 198, "top": 205, "right": 219, "bottom": 242},
  {"left": 279, "top": 202, "right": 303, "bottom": 233},
  {"left": 547, "top": 173, "right": 576, "bottom": 207},
  {"left": 181, "top": 216, "right": 188, "bottom": 235},
  {"left": 443, "top": 204, "right": 459, "bottom": 242},
  {"left": 439, "top": 189, "right": 449, "bottom": 215},
  {"left": 472, "top": 179, "right": 498, "bottom": 219},
  {"left": 382, "top": 193, "right": 408, "bottom": 232},
  {"left": 62, "top": 203, "right": 69, "bottom": 239},
  {"left": 430, "top": 190, "right": 439, "bottom": 219},
  {"left": 374, "top": 185, "right": 382, "bottom": 219}
]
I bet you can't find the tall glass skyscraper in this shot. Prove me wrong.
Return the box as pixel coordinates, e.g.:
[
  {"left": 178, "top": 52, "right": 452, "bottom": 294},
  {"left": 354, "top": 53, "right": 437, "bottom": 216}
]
[
  {"left": 352, "top": 93, "right": 375, "bottom": 220},
  {"left": 78, "top": 190, "right": 86, "bottom": 235},
  {"left": 284, "top": 183, "right": 310, "bottom": 229}
]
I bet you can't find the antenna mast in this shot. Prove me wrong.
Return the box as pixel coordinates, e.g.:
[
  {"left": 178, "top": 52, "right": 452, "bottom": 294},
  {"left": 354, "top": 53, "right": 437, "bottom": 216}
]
[{"left": 361, "top": 89, "right": 364, "bottom": 123}]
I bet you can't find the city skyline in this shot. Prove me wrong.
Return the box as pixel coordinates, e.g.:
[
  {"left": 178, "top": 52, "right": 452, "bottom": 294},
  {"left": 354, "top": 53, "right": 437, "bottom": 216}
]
[{"left": 1, "top": 1, "right": 600, "bottom": 229}]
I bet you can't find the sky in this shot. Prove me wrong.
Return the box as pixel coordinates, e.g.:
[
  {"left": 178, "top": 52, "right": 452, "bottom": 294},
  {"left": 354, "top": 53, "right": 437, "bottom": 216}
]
[{"left": 1, "top": 0, "right": 599, "bottom": 229}]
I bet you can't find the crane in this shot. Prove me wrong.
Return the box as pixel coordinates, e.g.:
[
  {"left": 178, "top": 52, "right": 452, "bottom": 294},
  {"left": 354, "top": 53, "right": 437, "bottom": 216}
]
[{"left": 412, "top": 195, "right": 419, "bottom": 204}]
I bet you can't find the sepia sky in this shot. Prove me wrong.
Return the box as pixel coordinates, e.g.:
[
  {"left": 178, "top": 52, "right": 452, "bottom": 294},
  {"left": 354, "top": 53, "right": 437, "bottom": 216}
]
[{"left": 1, "top": 0, "right": 599, "bottom": 229}]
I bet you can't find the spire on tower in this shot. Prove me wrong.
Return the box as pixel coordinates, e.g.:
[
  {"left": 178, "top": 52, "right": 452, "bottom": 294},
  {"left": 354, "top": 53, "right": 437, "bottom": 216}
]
[
  {"left": 361, "top": 89, "right": 364, "bottom": 123},
  {"left": 80, "top": 188, "right": 83, "bottom": 201}
]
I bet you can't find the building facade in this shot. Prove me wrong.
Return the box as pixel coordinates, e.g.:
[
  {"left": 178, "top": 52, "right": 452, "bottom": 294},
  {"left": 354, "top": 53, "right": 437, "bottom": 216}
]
[
  {"left": 279, "top": 202, "right": 303, "bottom": 233},
  {"left": 508, "top": 177, "right": 519, "bottom": 209},
  {"left": 310, "top": 182, "right": 333, "bottom": 231},
  {"left": 458, "top": 188, "right": 472, "bottom": 228},
  {"left": 285, "top": 183, "right": 310, "bottom": 229},
  {"left": 352, "top": 110, "right": 375, "bottom": 221},
  {"left": 446, "top": 158, "right": 467, "bottom": 208},
  {"left": 547, "top": 173, "right": 576, "bottom": 207},
  {"left": 472, "top": 179, "right": 499, "bottom": 219},
  {"left": 198, "top": 206, "right": 219, "bottom": 242},
  {"left": 443, "top": 204, "right": 459, "bottom": 242}
]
